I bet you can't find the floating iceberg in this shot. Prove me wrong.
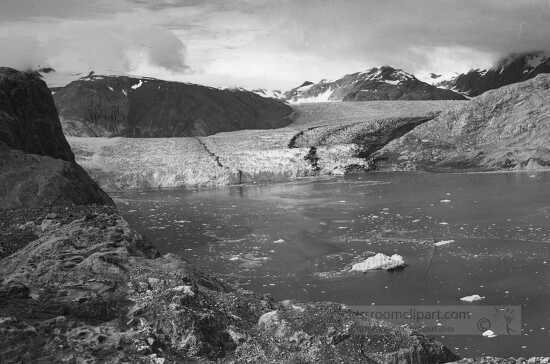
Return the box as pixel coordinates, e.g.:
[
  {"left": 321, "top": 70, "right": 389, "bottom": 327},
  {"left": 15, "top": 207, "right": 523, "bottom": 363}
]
[
  {"left": 434, "top": 240, "right": 455, "bottom": 247},
  {"left": 350, "top": 253, "right": 405, "bottom": 272},
  {"left": 482, "top": 329, "right": 497, "bottom": 338},
  {"left": 460, "top": 294, "right": 485, "bottom": 302}
]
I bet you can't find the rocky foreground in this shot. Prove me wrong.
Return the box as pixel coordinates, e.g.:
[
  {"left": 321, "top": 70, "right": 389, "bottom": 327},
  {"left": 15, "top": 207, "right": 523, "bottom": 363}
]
[{"left": 0, "top": 209, "right": 460, "bottom": 363}]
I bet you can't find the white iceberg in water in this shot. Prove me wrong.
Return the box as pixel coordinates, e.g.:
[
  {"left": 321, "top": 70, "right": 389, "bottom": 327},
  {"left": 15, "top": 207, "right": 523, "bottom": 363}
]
[
  {"left": 482, "top": 329, "right": 497, "bottom": 338},
  {"left": 434, "top": 240, "right": 455, "bottom": 247},
  {"left": 350, "top": 253, "right": 405, "bottom": 272},
  {"left": 460, "top": 294, "right": 485, "bottom": 302}
]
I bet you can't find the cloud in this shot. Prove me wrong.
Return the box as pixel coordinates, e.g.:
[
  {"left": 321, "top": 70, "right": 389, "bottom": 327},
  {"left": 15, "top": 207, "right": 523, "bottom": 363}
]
[
  {"left": 0, "top": 35, "right": 47, "bottom": 71},
  {"left": 262, "top": 0, "right": 550, "bottom": 69},
  {"left": 0, "top": 0, "right": 126, "bottom": 21},
  {"left": 0, "top": 6, "right": 188, "bottom": 78},
  {"left": 1, "top": 0, "right": 550, "bottom": 88}
]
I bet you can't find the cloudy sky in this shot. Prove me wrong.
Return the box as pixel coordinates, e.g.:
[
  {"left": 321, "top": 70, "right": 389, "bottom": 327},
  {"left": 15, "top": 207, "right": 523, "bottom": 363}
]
[{"left": 1, "top": 0, "right": 550, "bottom": 89}]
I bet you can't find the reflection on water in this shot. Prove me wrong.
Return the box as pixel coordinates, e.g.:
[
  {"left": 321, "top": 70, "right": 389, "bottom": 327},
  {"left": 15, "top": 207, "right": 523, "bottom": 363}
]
[{"left": 115, "top": 172, "right": 550, "bottom": 358}]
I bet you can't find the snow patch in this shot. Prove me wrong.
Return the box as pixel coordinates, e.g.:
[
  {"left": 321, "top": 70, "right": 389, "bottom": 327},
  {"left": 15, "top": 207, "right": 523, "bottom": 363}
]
[
  {"left": 289, "top": 87, "right": 334, "bottom": 104},
  {"left": 350, "top": 253, "right": 405, "bottom": 272},
  {"left": 384, "top": 79, "right": 401, "bottom": 85},
  {"left": 131, "top": 80, "right": 143, "bottom": 90},
  {"left": 252, "top": 88, "right": 283, "bottom": 99}
]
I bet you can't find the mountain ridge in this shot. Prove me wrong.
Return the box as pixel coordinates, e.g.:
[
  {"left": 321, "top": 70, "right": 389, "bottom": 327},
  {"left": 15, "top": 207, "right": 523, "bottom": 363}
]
[
  {"left": 52, "top": 74, "right": 293, "bottom": 137},
  {"left": 436, "top": 51, "right": 550, "bottom": 97},
  {"left": 282, "top": 66, "right": 466, "bottom": 103}
]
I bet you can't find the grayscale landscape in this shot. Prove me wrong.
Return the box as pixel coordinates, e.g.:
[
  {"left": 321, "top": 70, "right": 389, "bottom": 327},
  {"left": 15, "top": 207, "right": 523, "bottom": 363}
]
[{"left": 1, "top": 1, "right": 550, "bottom": 363}]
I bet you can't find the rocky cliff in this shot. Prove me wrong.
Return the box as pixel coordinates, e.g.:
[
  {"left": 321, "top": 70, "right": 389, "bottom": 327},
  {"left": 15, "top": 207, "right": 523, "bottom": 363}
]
[
  {"left": 53, "top": 74, "right": 293, "bottom": 137},
  {"left": 372, "top": 74, "right": 550, "bottom": 171},
  {"left": 437, "top": 51, "right": 550, "bottom": 97},
  {"left": 0, "top": 68, "right": 112, "bottom": 209},
  {"left": 284, "top": 66, "right": 466, "bottom": 103},
  {"left": 0, "top": 68, "right": 73, "bottom": 161}
]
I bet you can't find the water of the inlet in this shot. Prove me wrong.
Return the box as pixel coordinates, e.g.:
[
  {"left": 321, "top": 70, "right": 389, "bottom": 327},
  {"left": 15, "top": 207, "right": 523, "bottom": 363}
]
[{"left": 114, "top": 171, "right": 550, "bottom": 358}]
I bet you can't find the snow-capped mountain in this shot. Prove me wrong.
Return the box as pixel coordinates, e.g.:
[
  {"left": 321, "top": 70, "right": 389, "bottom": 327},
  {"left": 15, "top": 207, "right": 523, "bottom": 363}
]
[
  {"left": 283, "top": 66, "right": 466, "bottom": 103},
  {"left": 251, "top": 88, "right": 283, "bottom": 99},
  {"left": 436, "top": 51, "right": 550, "bottom": 97}
]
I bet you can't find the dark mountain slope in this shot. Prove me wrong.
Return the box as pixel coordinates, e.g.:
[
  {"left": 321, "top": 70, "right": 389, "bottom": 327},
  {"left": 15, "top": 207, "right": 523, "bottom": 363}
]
[
  {"left": 437, "top": 51, "right": 550, "bottom": 97},
  {"left": 53, "top": 75, "right": 293, "bottom": 137}
]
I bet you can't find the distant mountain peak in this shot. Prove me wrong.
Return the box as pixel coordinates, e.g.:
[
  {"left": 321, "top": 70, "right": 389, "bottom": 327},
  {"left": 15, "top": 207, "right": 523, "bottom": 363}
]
[
  {"left": 283, "top": 65, "right": 465, "bottom": 103},
  {"left": 436, "top": 51, "right": 550, "bottom": 97}
]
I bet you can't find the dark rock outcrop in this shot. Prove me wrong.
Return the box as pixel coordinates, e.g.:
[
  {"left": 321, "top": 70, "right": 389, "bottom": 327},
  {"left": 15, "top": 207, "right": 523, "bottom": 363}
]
[
  {"left": 284, "top": 66, "right": 466, "bottom": 103},
  {"left": 372, "top": 74, "right": 550, "bottom": 171},
  {"left": 437, "top": 51, "right": 550, "bottom": 97},
  {"left": 0, "top": 68, "right": 112, "bottom": 209},
  {"left": 0, "top": 145, "right": 112, "bottom": 209},
  {"left": 0, "top": 67, "right": 74, "bottom": 161},
  {"left": 53, "top": 74, "right": 293, "bottom": 137}
]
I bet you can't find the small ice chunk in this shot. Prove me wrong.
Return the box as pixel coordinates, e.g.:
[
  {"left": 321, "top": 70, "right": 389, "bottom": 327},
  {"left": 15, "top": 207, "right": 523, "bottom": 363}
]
[
  {"left": 273, "top": 239, "right": 285, "bottom": 244},
  {"left": 439, "top": 222, "right": 449, "bottom": 225},
  {"left": 434, "top": 240, "right": 455, "bottom": 247},
  {"left": 440, "top": 199, "right": 451, "bottom": 203},
  {"left": 482, "top": 329, "right": 497, "bottom": 338},
  {"left": 351, "top": 253, "right": 405, "bottom": 272},
  {"left": 460, "top": 294, "right": 485, "bottom": 302}
]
